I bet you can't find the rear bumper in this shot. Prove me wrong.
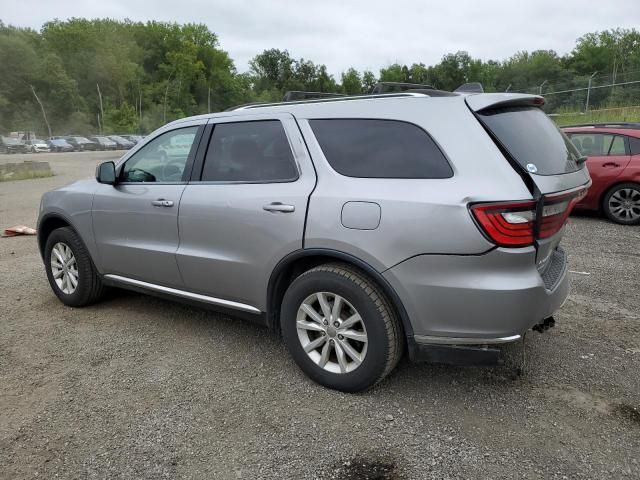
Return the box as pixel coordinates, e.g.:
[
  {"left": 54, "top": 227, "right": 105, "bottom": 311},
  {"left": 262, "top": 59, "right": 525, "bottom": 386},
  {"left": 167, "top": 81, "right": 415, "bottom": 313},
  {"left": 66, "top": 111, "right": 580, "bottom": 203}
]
[{"left": 383, "top": 246, "right": 569, "bottom": 342}]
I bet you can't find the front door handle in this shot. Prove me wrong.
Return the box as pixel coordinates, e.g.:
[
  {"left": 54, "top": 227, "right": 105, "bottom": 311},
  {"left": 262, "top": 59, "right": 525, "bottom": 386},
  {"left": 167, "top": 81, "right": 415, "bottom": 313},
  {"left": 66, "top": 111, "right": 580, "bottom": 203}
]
[
  {"left": 602, "top": 162, "right": 620, "bottom": 168},
  {"left": 263, "top": 202, "right": 295, "bottom": 213},
  {"left": 151, "top": 199, "right": 174, "bottom": 207}
]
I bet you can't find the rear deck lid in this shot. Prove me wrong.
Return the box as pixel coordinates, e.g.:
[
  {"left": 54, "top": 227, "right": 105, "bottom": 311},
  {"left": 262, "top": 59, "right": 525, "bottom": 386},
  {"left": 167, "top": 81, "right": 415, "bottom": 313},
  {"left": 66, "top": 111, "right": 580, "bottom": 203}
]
[{"left": 467, "top": 94, "right": 591, "bottom": 268}]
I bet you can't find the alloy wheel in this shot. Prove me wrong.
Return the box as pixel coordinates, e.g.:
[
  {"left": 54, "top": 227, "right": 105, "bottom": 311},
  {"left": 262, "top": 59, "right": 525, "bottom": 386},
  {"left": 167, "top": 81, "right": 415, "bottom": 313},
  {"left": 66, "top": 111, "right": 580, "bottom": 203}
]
[
  {"left": 296, "top": 292, "right": 368, "bottom": 374},
  {"left": 50, "top": 242, "right": 78, "bottom": 294},
  {"left": 608, "top": 187, "right": 640, "bottom": 222}
]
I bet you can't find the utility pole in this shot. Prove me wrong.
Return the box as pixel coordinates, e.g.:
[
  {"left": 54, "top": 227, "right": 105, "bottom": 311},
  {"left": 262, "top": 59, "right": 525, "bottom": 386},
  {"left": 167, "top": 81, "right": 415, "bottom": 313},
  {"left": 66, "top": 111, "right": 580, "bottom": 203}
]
[
  {"left": 163, "top": 70, "right": 174, "bottom": 124},
  {"left": 538, "top": 80, "right": 548, "bottom": 95},
  {"left": 584, "top": 71, "right": 598, "bottom": 113},
  {"left": 96, "top": 83, "right": 104, "bottom": 134},
  {"left": 207, "top": 86, "right": 211, "bottom": 113},
  {"left": 30, "top": 85, "right": 52, "bottom": 139}
]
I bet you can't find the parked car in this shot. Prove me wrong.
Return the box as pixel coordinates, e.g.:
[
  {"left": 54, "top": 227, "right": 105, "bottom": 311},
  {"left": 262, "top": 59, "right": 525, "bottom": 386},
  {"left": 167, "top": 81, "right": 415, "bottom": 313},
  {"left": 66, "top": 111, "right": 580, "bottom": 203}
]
[
  {"left": 63, "top": 136, "right": 99, "bottom": 151},
  {"left": 25, "top": 138, "right": 51, "bottom": 153},
  {"left": 37, "top": 88, "right": 590, "bottom": 392},
  {"left": 119, "top": 134, "right": 144, "bottom": 144},
  {"left": 109, "top": 135, "right": 135, "bottom": 150},
  {"left": 0, "top": 136, "right": 28, "bottom": 154},
  {"left": 562, "top": 123, "right": 640, "bottom": 225},
  {"left": 89, "top": 136, "right": 118, "bottom": 151},
  {"left": 47, "top": 138, "right": 75, "bottom": 153}
]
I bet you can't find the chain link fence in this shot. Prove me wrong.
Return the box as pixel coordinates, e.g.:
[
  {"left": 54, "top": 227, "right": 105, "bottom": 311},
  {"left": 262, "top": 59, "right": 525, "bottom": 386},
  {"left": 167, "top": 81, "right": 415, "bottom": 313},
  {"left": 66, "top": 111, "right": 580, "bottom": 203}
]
[{"left": 509, "top": 70, "right": 640, "bottom": 121}]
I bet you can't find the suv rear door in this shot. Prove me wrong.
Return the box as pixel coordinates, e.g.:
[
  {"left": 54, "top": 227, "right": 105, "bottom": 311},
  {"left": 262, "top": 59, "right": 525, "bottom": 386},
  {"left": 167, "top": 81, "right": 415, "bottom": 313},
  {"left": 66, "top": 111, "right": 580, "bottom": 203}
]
[
  {"left": 565, "top": 131, "right": 631, "bottom": 208},
  {"left": 175, "top": 112, "right": 316, "bottom": 313},
  {"left": 467, "top": 95, "right": 591, "bottom": 268}
]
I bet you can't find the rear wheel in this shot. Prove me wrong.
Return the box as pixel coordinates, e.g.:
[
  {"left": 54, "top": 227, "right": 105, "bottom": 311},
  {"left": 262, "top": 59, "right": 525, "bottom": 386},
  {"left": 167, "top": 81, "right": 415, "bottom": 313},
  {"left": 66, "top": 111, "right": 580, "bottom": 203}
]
[
  {"left": 603, "top": 183, "right": 640, "bottom": 225},
  {"left": 281, "top": 263, "right": 403, "bottom": 392},
  {"left": 44, "top": 227, "right": 105, "bottom": 307}
]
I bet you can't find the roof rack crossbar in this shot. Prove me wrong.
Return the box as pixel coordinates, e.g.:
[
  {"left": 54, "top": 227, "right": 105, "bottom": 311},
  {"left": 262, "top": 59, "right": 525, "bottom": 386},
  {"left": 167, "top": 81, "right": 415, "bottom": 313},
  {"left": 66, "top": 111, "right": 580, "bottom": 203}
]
[
  {"left": 371, "top": 82, "right": 435, "bottom": 94},
  {"left": 283, "top": 91, "right": 347, "bottom": 102}
]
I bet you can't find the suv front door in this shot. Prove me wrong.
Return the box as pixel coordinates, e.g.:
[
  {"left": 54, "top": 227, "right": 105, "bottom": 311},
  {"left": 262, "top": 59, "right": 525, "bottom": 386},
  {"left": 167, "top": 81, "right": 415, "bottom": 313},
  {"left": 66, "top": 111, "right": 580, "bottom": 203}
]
[
  {"left": 176, "top": 113, "right": 316, "bottom": 313},
  {"left": 92, "top": 123, "right": 203, "bottom": 287}
]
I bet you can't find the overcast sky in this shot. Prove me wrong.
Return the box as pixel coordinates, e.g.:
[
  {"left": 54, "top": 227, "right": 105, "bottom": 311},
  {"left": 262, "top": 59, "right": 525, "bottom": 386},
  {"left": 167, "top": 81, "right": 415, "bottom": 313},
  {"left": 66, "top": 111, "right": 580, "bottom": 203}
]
[{"left": 3, "top": 0, "right": 639, "bottom": 76}]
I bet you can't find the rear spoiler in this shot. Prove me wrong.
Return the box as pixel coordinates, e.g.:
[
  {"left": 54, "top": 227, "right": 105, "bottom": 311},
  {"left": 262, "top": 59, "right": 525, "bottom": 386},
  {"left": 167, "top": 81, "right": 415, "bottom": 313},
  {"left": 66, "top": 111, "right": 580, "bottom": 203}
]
[{"left": 465, "top": 93, "right": 545, "bottom": 112}]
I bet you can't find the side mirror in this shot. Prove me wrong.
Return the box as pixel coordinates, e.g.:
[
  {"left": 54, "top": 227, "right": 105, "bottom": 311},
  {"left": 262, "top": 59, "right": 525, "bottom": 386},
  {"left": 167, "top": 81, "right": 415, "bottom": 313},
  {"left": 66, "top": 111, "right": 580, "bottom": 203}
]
[{"left": 96, "top": 161, "right": 116, "bottom": 185}]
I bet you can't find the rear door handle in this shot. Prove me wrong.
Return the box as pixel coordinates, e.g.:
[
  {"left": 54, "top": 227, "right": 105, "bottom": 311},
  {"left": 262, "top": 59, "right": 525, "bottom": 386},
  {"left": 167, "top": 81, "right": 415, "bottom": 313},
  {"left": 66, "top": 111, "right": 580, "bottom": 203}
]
[
  {"left": 602, "top": 162, "right": 620, "bottom": 168},
  {"left": 263, "top": 202, "right": 295, "bottom": 213},
  {"left": 151, "top": 199, "right": 174, "bottom": 207}
]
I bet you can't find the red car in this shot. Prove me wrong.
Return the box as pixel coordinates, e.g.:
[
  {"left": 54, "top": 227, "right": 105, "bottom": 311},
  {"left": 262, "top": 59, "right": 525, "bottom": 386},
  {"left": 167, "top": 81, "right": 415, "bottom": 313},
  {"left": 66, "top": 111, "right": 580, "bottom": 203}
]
[{"left": 562, "top": 123, "right": 640, "bottom": 225}]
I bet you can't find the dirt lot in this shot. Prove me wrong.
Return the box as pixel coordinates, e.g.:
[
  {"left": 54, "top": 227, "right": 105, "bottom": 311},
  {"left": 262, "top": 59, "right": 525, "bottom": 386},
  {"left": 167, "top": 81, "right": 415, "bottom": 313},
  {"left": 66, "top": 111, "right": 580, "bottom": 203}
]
[{"left": 1, "top": 152, "right": 639, "bottom": 479}]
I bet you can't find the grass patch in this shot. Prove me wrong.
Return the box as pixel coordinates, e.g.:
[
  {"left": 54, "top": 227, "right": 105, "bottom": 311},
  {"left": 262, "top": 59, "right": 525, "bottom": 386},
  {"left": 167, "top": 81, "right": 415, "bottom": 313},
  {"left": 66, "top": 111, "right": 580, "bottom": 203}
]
[
  {"left": 0, "top": 170, "right": 54, "bottom": 182},
  {"left": 553, "top": 105, "right": 640, "bottom": 126}
]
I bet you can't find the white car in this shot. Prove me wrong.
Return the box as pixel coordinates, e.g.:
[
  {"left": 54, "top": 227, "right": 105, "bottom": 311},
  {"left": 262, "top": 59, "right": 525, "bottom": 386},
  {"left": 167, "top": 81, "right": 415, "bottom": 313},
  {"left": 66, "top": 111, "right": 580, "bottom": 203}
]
[{"left": 26, "top": 139, "right": 51, "bottom": 153}]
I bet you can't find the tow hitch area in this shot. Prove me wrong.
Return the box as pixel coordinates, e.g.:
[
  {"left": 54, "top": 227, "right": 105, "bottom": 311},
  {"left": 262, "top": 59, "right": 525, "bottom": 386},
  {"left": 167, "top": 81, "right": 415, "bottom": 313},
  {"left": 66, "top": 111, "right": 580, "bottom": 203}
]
[{"left": 532, "top": 316, "right": 555, "bottom": 333}]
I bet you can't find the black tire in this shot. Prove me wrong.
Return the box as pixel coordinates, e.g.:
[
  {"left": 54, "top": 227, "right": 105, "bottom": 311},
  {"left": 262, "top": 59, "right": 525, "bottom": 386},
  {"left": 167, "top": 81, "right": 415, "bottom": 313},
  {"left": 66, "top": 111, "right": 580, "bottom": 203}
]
[
  {"left": 44, "top": 227, "right": 105, "bottom": 307},
  {"left": 280, "top": 263, "right": 404, "bottom": 392},
  {"left": 602, "top": 182, "right": 640, "bottom": 225}
]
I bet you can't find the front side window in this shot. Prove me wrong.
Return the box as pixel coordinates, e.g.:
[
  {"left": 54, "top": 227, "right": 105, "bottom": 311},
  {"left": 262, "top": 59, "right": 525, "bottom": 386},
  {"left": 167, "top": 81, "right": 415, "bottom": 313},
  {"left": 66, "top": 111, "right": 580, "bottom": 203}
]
[
  {"left": 201, "top": 120, "right": 298, "bottom": 182},
  {"left": 121, "top": 127, "right": 198, "bottom": 183},
  {"left": 309, "top": 119, "right": 453, "bottom": 178},
  {"left": 569, "top": 133, "right": 628, "bottom": 156}
]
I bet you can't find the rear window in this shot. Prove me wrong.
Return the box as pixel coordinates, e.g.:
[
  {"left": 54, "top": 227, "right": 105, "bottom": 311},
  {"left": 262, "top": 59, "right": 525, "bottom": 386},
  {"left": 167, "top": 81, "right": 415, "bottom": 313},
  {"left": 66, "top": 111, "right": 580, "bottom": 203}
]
[
  {"left": 309, "top": 119, "right": 452, "bottom": 179},
  {"left": 478, "top": 107, "right": 582, "bottom": 176}
]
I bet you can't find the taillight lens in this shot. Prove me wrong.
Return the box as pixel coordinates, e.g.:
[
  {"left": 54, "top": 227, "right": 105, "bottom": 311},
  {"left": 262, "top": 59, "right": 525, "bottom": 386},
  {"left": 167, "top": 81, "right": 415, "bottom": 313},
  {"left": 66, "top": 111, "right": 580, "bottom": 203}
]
[
  {"left": 471, "top": 200, "right": 537, "bottom": 247},
  {"left": 471, "top": 187, "right": 587, "bottom": 248}
]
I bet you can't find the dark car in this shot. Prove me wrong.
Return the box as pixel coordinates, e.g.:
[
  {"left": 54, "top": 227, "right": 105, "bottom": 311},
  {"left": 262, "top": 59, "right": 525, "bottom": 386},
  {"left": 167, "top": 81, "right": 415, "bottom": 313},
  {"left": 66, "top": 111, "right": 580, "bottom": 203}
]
[
  {"left": 47, "top": 139, "right": 75, "bottom": 153},
  {"left": 108, "top": 135, "right": 135, "bottom": 150},
  {"left": 89, "top": 136, "right": 118, "bottom": 151},
  {"left": 122, "top": 134, "right": 144, "bottom": 144},
  {"left": 562, "top": 123, "right": 640, "bottom": 225},
  {"left": 0, "top": 136, "right": 28, "bottom": 154},
  {"left": 64, "top": 136, "right": 99, "bottom": 151}
]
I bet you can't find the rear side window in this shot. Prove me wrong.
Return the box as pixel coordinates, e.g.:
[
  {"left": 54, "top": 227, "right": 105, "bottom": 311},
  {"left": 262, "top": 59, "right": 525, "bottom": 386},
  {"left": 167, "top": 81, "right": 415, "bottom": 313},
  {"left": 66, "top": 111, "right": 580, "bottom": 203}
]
[
  {"left": 478, "top": 107, "right": 582, "bottom": 176},
  {"left": 568, "top": 133, "right": 628, "bottom": 156},
  {"left": 629, "top": 136, "right": 640, "bottom": 156},
  {"left": 201, "top": 120, "right": 298, "bottom": 182},
  {"left": 309, "top": 119, "right": 452, "bottom": 179}
]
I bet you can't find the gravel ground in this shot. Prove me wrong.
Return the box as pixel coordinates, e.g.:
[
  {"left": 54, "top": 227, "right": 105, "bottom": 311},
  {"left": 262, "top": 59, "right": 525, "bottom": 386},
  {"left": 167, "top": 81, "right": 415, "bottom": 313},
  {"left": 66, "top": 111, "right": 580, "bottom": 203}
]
[{"left": 1, "top": 152, "right": 639, "bottom": 479}]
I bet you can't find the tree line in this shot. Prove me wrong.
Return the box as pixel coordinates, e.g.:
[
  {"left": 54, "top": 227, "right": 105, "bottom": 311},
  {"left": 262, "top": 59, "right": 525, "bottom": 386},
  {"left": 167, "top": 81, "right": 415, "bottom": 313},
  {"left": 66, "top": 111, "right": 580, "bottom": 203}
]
[{"left": 0, "top": 19, "right": 638, "bottom": 136}]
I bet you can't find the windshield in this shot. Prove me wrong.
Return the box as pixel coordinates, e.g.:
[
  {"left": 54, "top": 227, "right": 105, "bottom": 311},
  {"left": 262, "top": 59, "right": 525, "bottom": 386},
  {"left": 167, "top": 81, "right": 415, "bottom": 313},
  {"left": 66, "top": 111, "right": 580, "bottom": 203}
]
[
  {"left": 73, "top": 137, "right": 90, "bottom": 143},
  {"left": 478, "top": 106, "right": 582, "bottom": 176}
]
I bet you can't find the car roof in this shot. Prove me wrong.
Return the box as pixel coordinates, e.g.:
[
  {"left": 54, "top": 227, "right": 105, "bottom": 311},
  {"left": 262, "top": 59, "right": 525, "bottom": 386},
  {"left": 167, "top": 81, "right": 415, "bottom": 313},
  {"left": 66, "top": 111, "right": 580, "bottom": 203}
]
[
  {"left": 163, "top": 92, "right": 542, "bottom": 129},
  {"left": 562, "top": 126, "right": 640, "bottom": 138}
]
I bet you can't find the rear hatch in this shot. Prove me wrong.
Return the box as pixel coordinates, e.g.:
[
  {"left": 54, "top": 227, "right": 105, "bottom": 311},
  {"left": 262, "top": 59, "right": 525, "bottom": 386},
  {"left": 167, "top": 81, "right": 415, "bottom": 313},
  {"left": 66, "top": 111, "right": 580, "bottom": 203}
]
[{"left": 466, "top": 94, "right": 591, "bottom": 271}]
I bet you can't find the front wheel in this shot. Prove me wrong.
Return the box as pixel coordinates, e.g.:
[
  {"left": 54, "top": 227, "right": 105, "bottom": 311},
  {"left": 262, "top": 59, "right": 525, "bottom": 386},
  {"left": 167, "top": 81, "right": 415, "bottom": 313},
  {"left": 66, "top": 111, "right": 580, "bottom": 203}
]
[
  {"left": 44, "top": 227, "right": 105, "bottom": 307},
  {"left": 603, "top": 183, "right": 640, "bottom": 225},
  {"left": 281, "top": 263, "right": 403, "bottom": 392}
]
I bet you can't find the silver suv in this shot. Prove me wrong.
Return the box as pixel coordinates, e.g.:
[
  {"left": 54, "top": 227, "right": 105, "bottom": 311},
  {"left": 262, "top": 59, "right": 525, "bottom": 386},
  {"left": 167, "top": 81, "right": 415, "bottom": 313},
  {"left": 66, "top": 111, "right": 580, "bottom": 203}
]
[{"left": 38, "top": 89, "right": 590, "bottom": 392}]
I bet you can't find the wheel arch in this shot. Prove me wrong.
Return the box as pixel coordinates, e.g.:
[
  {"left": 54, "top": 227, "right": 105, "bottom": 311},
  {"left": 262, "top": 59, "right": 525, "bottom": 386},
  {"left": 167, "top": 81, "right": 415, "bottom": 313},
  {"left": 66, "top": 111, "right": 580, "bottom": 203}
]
[
  {"left": 37, "top": 213, "right": 76, "bottom": 259},
  {"left": 266, "top": 248, "right": 414, "bottom": 340},
  {"left": 600, "top": 180, "right": 640, "bottom": 210}
]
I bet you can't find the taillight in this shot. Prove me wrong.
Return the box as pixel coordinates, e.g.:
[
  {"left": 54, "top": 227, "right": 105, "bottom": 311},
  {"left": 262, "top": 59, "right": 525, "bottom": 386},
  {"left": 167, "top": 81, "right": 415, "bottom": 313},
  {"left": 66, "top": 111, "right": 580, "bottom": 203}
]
[
  {"left": 471, "top": 187, "right": 587, "bottom": 248},
  {"left": 471, "top": 200, "right": 537, "bottom": 247}
]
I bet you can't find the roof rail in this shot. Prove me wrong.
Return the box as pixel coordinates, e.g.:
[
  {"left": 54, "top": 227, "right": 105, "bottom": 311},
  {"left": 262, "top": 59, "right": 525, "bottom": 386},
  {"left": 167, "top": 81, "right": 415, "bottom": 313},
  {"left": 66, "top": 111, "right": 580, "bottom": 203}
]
[
  {"left": 283, "top": 91, "right": 346, "bottom": 101},
  {"left": 371, "top": 82, "right": 435, "bottom": 94},
  {"left": 562, "top": 122, "right": 640, "bottom": 130},
  {"left": 230, "top": 92, "right": 429, "bottom": 111}
]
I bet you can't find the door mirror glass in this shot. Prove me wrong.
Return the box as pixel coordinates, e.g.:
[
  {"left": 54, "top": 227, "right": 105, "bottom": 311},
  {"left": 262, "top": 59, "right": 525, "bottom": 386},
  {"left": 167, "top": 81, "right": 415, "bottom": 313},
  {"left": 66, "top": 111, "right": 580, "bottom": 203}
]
[{"left": 96, "top": 161, "right": 116, "bottom": 185}]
